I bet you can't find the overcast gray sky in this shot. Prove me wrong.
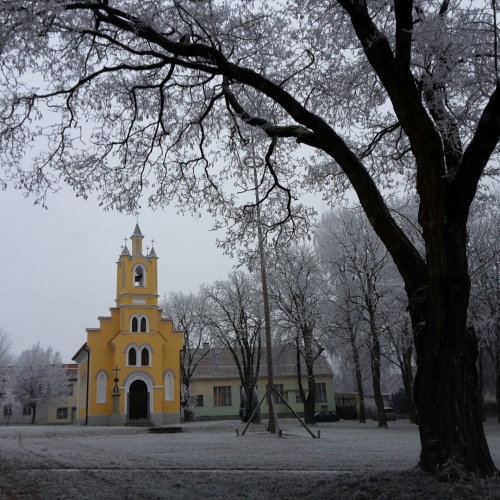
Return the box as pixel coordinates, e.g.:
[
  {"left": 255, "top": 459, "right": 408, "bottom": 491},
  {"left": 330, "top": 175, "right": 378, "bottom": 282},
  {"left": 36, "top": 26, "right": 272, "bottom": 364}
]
[
  {"left": 0, "top": 182, "right": 329, "bottom": 362},
  {"left": 0, "top": 186, "right": 239, "bottom": 362}
]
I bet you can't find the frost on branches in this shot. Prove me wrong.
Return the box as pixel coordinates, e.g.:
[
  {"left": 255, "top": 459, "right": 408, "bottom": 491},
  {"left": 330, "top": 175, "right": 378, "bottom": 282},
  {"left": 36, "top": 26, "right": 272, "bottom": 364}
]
[
  {"left": 161, "top": 291, "right": 209, "bottom": 422},
  {"left": 1, "top": 0, "right": 500, "bottom": 475},
  {"left": 9, "top": 343, "right": 70, "bottom": 425}
]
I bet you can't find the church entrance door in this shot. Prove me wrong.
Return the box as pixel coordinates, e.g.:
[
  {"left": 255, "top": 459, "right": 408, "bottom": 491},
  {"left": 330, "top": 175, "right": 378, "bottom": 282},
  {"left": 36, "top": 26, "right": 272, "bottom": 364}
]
[{"left": 128, "top": 380, "right": 149, "bottom": 420}]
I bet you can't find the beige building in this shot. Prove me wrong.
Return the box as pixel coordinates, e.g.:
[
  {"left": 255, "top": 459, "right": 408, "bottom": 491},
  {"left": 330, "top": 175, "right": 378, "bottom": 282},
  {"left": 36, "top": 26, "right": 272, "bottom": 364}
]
[
  {"left": 1, "top": 364, "right": 78, "bottom": 426},
  {"left": 188, "top": 347, "right": 335, "bottom": 421}
]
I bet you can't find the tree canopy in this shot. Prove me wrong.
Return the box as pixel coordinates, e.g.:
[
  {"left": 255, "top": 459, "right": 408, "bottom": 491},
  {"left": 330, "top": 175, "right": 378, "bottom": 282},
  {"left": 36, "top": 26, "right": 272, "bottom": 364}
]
[{"left": 1, "top": 0, "right": 500, "bottom": 476}]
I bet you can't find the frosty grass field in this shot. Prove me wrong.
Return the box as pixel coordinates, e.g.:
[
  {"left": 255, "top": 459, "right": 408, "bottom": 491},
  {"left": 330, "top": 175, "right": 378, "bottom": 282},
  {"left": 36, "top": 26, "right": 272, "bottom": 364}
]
[{"left": 1, "top": 418, "right": 499, "bottom": 499}]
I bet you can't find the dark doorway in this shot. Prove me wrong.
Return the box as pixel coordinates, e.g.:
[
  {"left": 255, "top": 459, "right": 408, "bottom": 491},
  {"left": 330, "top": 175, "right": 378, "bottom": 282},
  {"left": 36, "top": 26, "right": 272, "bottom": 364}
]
[{"left": 128, "top": 380, "right": 148, "bottom": 420}]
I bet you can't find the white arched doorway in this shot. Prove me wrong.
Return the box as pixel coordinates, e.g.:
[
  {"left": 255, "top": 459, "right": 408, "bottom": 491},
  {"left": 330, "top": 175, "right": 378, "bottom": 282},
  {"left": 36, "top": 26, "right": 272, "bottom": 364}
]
[{"left": 123, "top": 371, "right": 155, "bottom": 421}]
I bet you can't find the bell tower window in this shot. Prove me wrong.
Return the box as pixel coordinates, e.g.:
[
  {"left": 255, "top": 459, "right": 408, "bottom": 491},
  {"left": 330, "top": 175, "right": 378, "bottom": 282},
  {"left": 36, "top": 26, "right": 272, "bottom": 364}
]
[
  {"left": 141, "top": 348, "right": 150, "bottom": 366},
  {"left": 134, "top": 265, "right": 145, "bottom": 287},
  {"left": 140, "top": 317, "right": 147, "bottom": 332}
]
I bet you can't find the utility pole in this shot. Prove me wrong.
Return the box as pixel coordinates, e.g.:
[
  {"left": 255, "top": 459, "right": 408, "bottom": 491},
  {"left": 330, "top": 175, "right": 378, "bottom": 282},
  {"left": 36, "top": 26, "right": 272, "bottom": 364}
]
[{"left": 252, "top": 144, "right": 277, "bottom": 434}]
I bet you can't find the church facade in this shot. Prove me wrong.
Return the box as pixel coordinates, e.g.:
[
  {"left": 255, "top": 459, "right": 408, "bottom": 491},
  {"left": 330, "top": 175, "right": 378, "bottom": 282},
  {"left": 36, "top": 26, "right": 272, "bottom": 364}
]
[{"left": 73, "top": 225, "right": 183, "bottom": 426}]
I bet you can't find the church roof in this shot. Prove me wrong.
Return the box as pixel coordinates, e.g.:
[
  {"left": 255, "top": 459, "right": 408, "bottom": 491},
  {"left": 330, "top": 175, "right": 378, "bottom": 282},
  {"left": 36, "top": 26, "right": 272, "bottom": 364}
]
[
  {"left": 148, "top": 246, "right": 158, "bottom": 258},
  {"left": 72, "top": 342, "right": 88, "bottom": 362},
  {"left": 121, "top": 245, "right": 131, "bottom": 256},
  {"left": 132, "top": 224, "right": 143, "bottom": 237}
]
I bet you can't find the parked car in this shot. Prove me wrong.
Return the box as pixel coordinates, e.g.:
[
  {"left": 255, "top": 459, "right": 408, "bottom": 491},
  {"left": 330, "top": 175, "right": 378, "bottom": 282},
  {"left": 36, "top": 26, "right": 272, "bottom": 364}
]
[
  {"left": 373, "top": 407, "right": 397, "bottom": 421},
  {"left": 314, "top": 411, "right": 340, "bottom": 422}
]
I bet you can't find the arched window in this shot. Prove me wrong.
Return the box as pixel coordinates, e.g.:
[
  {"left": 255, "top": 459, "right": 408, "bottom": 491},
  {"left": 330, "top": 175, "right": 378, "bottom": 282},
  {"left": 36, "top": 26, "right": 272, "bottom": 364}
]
[
  {"left": 128, "top": 347, "right": 137, "bottom": 366},
  {"left": 96, "top": 372, "right": 107, "bottom": 404},
  {"left": 165, "top": 371, "right": 174, "bottom": 401},
  {"left": 140, "top": 316, "right": 147, "bottom": 332},
  {"left": 141, "top": 348, "right": 150, "bottom": 366},
  {"left": 131, "top": 316, "right": 138, "bottom": 332},
  {"left": 134, "top": 265, "right": 145, "bottom": 287}
]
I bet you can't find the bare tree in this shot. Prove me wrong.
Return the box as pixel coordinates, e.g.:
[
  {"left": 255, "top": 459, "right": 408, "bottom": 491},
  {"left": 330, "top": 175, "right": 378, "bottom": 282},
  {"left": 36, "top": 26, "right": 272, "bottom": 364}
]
[
  {"left": 380, "top": 299, "right": 417, "bottom": 424},
  {"left": 160, "top": 291, "right": 209, "bottom": 422},
  {"left": 317, "top": 209, "right": 395, "bottom": 427},
  {"left": 267, "top": 244, "right": 326, "bottom": 425},
  {"left": 321, "top": 260, "right": 369, "bottom": 424},
  {"left": 468, "top": 192, "right": 500, "bottom": 423},
  {"left": 201, "top": 271, "right": 263, "bottom": 420},
  {"left": 0, "top": 328, "right": 13, "bottom": 375},
  {"left": 1, "top": 0, "right": 500, "bottom": 474},
  {"left": 9, "top": 343, "right": 70, "bottom": 425}
]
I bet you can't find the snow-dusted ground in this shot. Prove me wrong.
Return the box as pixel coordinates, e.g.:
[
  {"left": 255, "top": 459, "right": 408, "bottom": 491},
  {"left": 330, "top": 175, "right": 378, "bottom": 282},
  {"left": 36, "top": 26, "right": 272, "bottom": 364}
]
[{"left": 0, "top": 418, "right": 499, "bottom": 499}]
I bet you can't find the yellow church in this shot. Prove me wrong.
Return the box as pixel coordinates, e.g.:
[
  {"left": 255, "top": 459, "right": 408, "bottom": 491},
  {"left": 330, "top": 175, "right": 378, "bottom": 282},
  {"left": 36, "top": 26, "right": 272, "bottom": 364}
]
[{"left": 72, "top": 225, "right": 183, "bottom": 426}]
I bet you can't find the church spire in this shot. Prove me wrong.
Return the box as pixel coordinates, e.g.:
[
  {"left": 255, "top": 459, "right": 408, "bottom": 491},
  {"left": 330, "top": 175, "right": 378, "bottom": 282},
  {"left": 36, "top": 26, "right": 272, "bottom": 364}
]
[{"left": 130, "top": 224, "right": 144, "bottom": 256}]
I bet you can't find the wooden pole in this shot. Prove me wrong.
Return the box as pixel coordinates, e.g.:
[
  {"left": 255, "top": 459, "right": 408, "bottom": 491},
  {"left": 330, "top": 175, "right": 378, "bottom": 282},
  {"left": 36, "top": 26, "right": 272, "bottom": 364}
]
[
  {"left": 241, "top": 390, "right": 268, "bottom": 436},
  {"left": 252, "top": 142, "right": 277, "bottom": 434},
  {"left": 273, "top": 387, "right": 317, "bottom": 439}
]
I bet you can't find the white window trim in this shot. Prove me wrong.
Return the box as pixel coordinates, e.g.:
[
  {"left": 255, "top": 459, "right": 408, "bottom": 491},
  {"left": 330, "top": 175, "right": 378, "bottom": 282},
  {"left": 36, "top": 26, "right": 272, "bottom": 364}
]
[
  {"left": 96, "top": 372, "right": 107, "bottom": 404},
  {"left": 130, "top": 314, "right": 149, "bottom": 333},
  {"left": 132, "top": 264, "right": 146, "bottom": 287},
  {"left": 140, "top": 345, "right": 152, "bottom": 367},
  {"left": 164, "top": 371, "right": 175, "bottom": 401},
  {"left": 126, "top": 345, "right": 138, "bottom": 367}
]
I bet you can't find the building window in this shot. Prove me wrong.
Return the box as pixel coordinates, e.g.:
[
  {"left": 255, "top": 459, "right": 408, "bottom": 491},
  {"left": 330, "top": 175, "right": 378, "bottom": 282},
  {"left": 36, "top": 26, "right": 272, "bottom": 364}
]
[
  {"left": 131, "top": 316, "right": 138, "bottom": 332},
  {"left": 22, "top": 404, "right": 32, "bottom": 415},
  {"left": 195, "top": 395, "right": 204, "bottom": 407},
  {"left": 214, "top": 386, "right": 232, "bottom": 406},
  {"left": 316, "top": 383, "right": 327, "bottom": 403},
  {"left": 266, "top": 384, "right": 285, "bottom": 404},
  {"left": 3, "top": 405, "right": 12, "bottom": 416},
  {"left": 96, "top": 372, "right": 107, "bottom": 404},
  {"left": 165, "top": 371, "right": 174, "bottom": 401},
  {"left": 57, "top": 408, "right": 68, "bottom": 419},
  {"left": 131, "top": 315, "right": 147, "bottom": 333},
  {"left": 296, "top": 391, "right": 302, "bottom": 404},
  {"left": 141, "top": 348, "right": 150, "bottom": 366},
  {"left": 68, "top": 384, "right": 74, "bottom": 396},
  {"left": 128, "top": 347, "right": 137, "bottom": 366}
]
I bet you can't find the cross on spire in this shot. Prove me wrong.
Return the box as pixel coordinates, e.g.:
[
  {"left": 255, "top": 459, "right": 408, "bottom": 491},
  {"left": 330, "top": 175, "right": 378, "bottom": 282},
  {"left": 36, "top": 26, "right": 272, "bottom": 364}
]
[
  {"left": 135, "top": 211, "right": 140, "bottom": 224},
  {"left": 123, "top": 237, "right": 128, "bottom": 246}
]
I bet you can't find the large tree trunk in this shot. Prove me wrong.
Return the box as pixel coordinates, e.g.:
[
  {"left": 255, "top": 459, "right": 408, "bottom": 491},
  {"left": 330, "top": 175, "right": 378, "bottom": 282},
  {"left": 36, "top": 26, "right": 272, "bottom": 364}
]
[
  {"left": 412, "top": 216, "right": 496, "bottom": 477},
  {"left": 31, "top": 405, "right": 36, "bottom": 425}
]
